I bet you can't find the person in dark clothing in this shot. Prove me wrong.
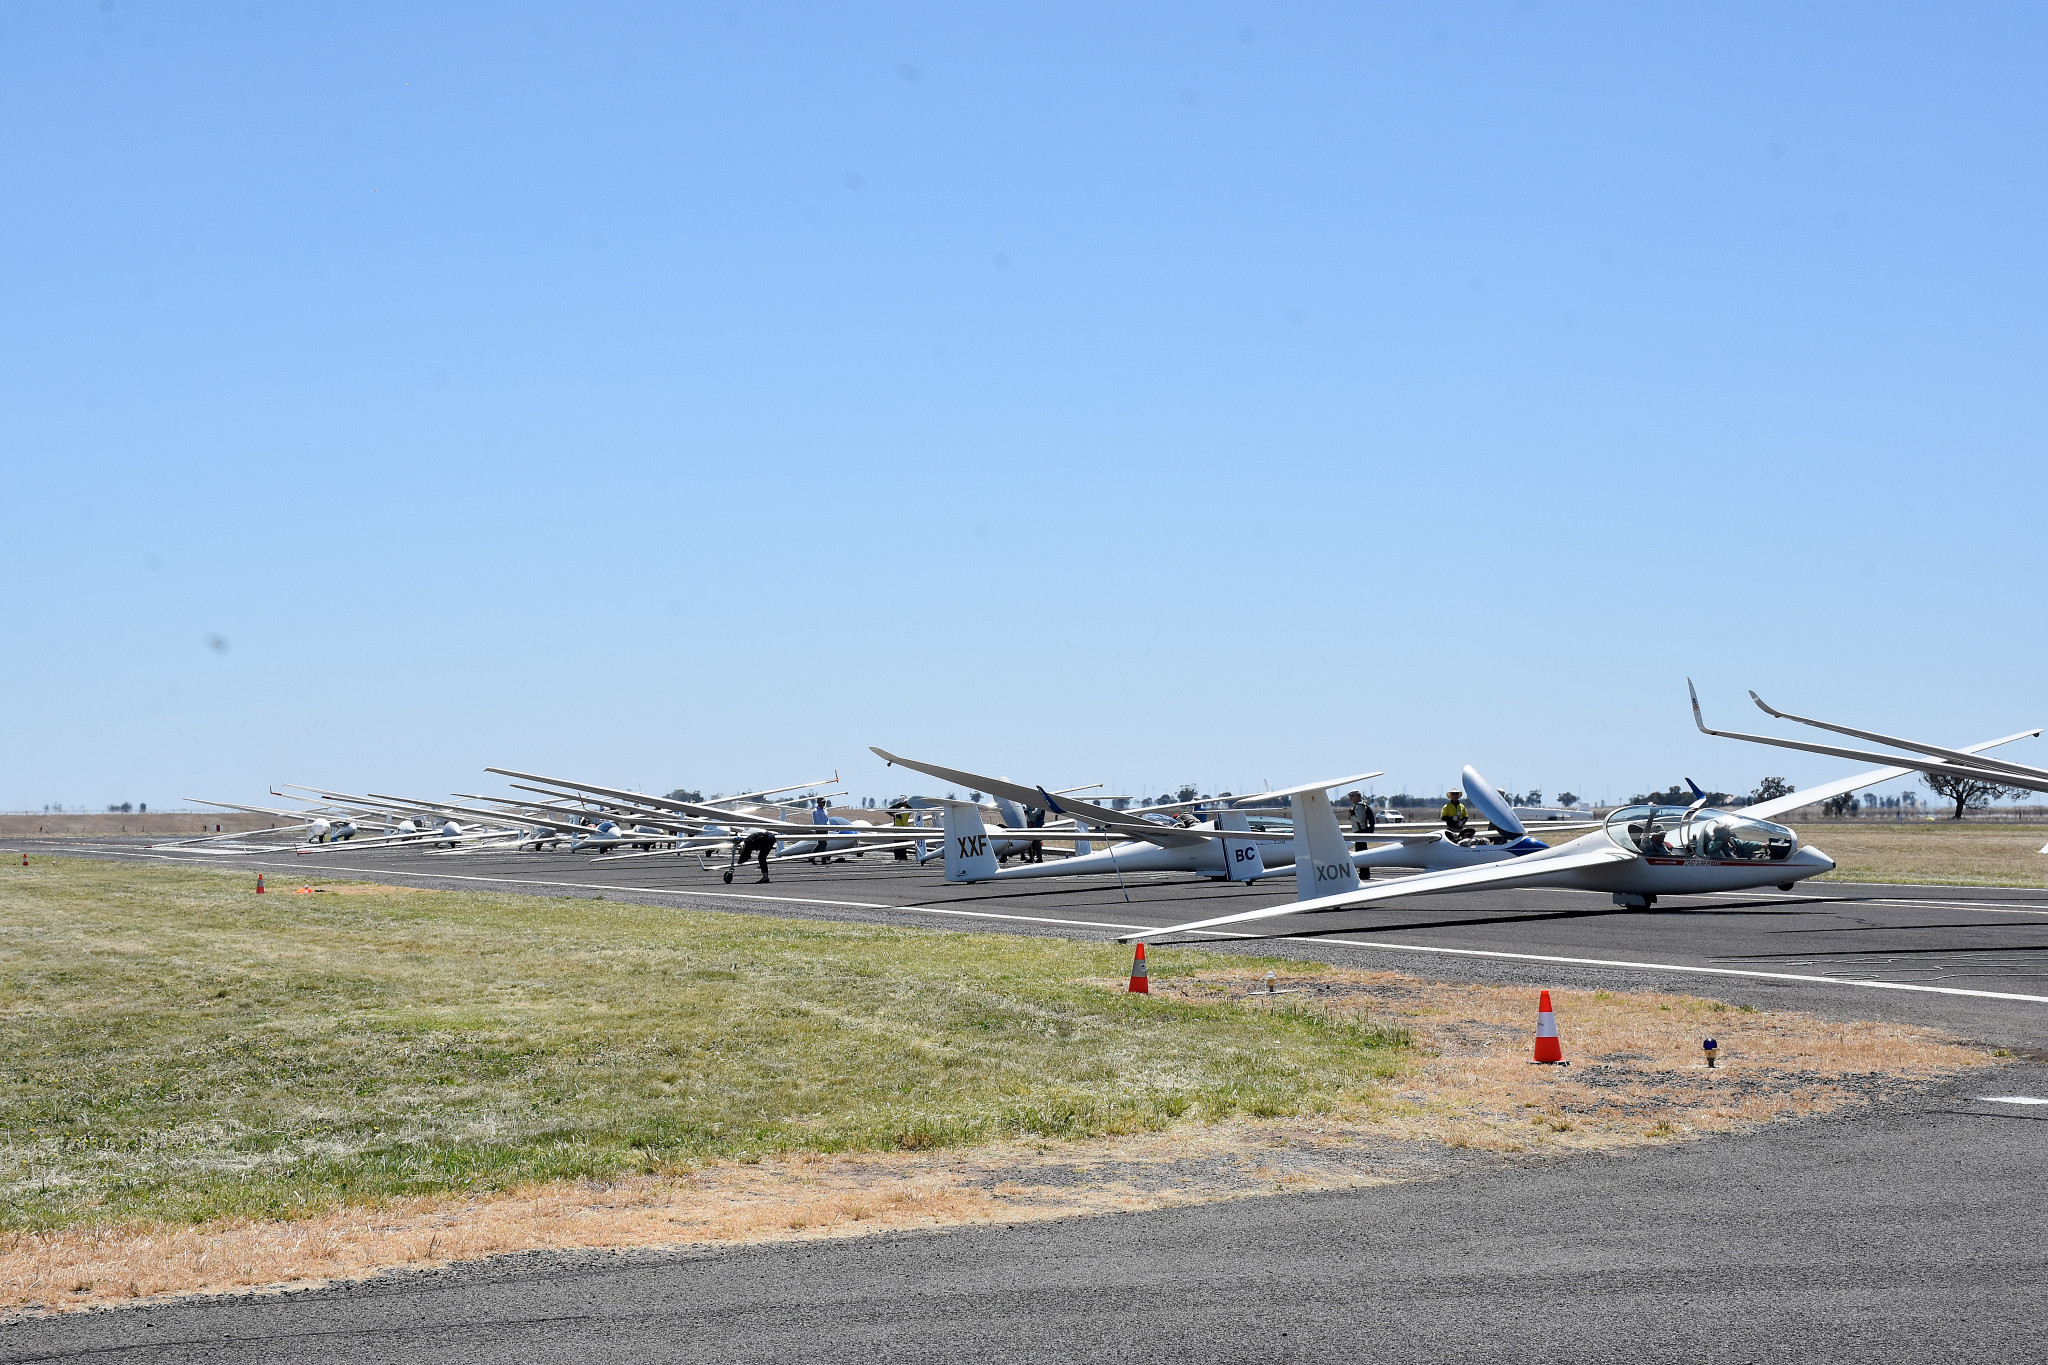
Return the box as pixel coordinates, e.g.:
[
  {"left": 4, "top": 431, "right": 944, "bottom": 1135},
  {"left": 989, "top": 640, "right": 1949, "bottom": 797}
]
[
  {"left": 729, "top": 829, "right": 777, "bottom": 883},
  {"left": 1025, "top": 805, "right": 1046, "bottom": 863},
  {"left": 1348, "top": 790, "right": 1376, "bottom": 879}
]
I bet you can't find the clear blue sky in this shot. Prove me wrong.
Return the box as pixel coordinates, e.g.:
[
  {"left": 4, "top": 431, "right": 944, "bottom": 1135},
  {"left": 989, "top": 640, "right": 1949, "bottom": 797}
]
[{"left": 5, "top": 2, "right": 2044, "bottom": 812}]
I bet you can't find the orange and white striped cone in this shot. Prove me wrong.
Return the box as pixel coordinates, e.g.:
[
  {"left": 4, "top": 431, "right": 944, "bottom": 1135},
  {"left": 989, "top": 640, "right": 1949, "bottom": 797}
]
[
  {"left": 1532, "top": 989, "right": 1565, "bottom": 1064},
  {"left": 256, "top": 873, "right": 265, "bottom": 895},
  {"left": 1128, "top": 942, "right": 1150, "bottom": 993}
]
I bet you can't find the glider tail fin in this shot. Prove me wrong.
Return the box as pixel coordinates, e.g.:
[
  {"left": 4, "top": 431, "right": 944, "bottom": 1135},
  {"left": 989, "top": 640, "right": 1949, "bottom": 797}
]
[
  {"left": 1218, "top": 807, "right": 1266, "bottom": 883},
  {"left": 1291, "top": 788, "right": 1360, "bottom": 901},
  {"left": 939, "top": 800, "right": 1000, "bottom": 883}
]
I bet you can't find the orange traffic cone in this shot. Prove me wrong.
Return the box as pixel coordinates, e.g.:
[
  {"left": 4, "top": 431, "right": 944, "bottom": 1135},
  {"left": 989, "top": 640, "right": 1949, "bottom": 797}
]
[
  {"left": 18, "top": 853, "right": 25, "bottom": 867},
  {"left": 1532, "top": 990, "right": 1565, "bottom": 1064},
  {"left": 1128, "top": 942, "right": 1150, "bottom": 993},
  {"left": 256, "top": 873, "right": 265, "bottom": 894}
]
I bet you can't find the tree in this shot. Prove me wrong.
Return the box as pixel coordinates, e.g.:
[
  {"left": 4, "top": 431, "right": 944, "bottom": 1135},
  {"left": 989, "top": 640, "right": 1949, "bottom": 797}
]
[
  {"left": 1749, "top": 777, "right": 1794, "bottom": 805},
  {"left": 1923, "top": 772, "right": 2023, "bottom": 821},
  {"left": 1557, "top": 792, "right": 1578, "bottom": 808},
  {"left": 666, "top": 788, "right": 703, "bottom": 803},
  {"left": 1176, "top": 785, "right": 1198, "bottom": 804},
  {"left": 1630, "top": 783, "right": 1735, "bottom": 807}
]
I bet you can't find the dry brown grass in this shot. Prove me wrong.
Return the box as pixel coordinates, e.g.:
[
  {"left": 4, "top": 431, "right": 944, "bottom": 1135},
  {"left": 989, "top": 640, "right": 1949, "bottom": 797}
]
[
  {"left": 1800, "top": 821, "right": 2048, "bottom": 889},
  {"left": 3, "top": 970, "right": 1995, "bottom": 1317},
  {"left": 4, "top": 1126, "right": 1400, "bottom": 1314},
  {"left": 1154, "top": 968, "right": 1983, "bottom": 1153}
]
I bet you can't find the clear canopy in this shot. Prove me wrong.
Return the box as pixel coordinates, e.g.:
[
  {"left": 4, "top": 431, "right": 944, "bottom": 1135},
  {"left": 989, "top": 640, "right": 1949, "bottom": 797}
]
[{"left": 1603, "top": 805, "right": 1798, "bottom": 862}]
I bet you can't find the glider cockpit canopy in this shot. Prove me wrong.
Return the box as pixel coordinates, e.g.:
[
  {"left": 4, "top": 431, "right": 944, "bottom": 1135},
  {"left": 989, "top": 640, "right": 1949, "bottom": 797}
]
[{"left": 1604, "top": 804, "right": 1797, "bottom": 863}]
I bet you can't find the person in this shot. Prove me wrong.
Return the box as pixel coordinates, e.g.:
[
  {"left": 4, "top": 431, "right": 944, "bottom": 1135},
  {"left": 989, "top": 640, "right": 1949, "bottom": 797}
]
[
  {"left": 735, "top": 829, "right": 777, "bottom": 882},
  {"left": 1349, "top": 791, "right": 1375, "bottom": 835},
  {"left": 1346, "top": 790, "right": 1378, "bottom": 879},
  {"left": 1440, "top": 789, "right": 1471, "bottom": 841},
  {"left": 1025, "top": 804, "right": 1046, "bottom": 863},
  {"left": 889, "top": 800, "right": 912, "bottom": 860}
]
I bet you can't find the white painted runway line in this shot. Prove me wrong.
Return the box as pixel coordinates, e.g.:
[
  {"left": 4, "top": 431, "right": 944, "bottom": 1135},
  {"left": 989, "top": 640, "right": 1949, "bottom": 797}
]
[
  {"left": 1866, "top": 900, "right": 2048, "bottom": 916},
  {"left": 1698, "top": 890, "right": 2048, "bottom": 914},
  {"left": 1282, "top": 936, "right": 2048, "bottom": 1005},
  {"left": 1978, "top": 1096, "right": 2048, "bottom": 1105}
]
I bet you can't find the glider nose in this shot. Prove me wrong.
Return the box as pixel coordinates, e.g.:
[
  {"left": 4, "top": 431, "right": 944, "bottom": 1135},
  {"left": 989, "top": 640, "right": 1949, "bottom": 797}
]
[{"left": 1790, "top": 844, "right": 1836, "bottom": 876}]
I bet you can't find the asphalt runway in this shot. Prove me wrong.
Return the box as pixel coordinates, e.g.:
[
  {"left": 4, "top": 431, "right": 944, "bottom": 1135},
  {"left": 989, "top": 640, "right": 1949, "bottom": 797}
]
[
  {"left": 13, "top": 836, "right": 2048, "bottom": 1360},
  {"left": 9, "top": 1065, "right": 2046, "bottom": 1363}
]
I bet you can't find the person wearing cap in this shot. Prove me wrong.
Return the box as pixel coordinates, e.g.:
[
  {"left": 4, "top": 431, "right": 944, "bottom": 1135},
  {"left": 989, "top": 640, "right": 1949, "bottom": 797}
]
[{"left": 1440, "top": 789, "right": 1472, "bottom": 841}]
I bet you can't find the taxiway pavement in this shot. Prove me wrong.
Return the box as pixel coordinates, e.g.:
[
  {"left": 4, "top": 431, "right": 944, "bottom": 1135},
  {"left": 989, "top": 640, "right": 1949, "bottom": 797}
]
[{"left": 9, "top": 1063, "right": 2045, "bottom": 1362}]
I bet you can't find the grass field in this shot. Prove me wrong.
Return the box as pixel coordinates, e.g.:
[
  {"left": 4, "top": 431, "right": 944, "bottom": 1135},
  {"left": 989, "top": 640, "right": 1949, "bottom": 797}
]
[
  {"left": 1802, "top": 821, "right": 2048, "bottom": 889},
  {"left": 0, "top": 858, "right": 1407, "bottom": 1231},
  {"left": 0, "top": 856, "right": 2001, "bottom": 1312}
]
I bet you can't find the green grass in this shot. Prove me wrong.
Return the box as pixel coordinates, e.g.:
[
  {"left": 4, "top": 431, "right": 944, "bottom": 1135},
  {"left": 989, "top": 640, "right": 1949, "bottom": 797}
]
[{"left": 0, "top": 859, "right": 1408, "bottom": 1230}]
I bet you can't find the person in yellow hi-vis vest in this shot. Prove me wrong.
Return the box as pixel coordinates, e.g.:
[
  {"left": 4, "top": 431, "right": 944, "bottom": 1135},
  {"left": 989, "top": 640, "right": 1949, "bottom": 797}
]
[{"left": 1439, "top": 789, "right": 1472, "bottom": 842}]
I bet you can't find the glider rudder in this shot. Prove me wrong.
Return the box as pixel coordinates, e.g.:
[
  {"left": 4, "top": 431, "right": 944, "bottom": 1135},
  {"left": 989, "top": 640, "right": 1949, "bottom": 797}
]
[
  {"left": 1291, "top": 787, "right": 1359, "bottom": 901},
  {"left": 939, "top": 800, "right": 1000, "bottom": 883}
]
